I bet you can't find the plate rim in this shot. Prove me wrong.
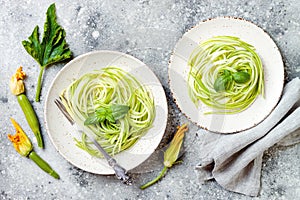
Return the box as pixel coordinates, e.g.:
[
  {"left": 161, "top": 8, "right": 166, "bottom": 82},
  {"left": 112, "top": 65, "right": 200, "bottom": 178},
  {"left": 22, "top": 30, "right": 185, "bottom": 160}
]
[
  {"left": 44, "top": 50, "right": 168, "bottom": 174},
  {"left": 168, "top": 16, "right": 285, "bottom": 134}
]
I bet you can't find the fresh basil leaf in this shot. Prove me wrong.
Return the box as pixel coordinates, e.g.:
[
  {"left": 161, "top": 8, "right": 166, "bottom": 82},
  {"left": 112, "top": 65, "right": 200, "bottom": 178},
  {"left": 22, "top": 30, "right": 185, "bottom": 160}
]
[
  {"left": 111, "top": 104, "right": 130, "bottom": 120},
  {"left": 105, "top": 113, "right": 115, "bottom": 123},
  {"left": 84, "top": 104, "right": 129, "bottom": 126},
  {"left": 223, "top": 69, "right": 231, "bottom": 77},
  {"left": 214, "top": 75, "right": 232, "bottom": 92},
  {"left": 95, "top": 107, "right": 107, "bottom": 116},
  {"left": 233, "top": 71, "right": 250, "bottom": 83},
  {"left": 84, "top": 113, "right": 99, "bottom": 125},
  {"left": 97, "top": 115, "right": 106, "bottom": 123}
]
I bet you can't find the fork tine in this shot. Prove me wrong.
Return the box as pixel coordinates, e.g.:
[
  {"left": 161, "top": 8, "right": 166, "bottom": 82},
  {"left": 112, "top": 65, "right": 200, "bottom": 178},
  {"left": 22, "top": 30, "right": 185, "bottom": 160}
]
[{"left": 54, "top": 98, "right": 74, "bottom": 125}]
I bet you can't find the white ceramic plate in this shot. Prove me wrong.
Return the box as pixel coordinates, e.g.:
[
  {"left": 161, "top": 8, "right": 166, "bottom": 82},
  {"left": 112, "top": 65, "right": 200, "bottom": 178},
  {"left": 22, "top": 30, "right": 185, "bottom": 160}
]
[
  {"left": 169, "top": 17, "right": 284, "bottom": 133},
  {"left": 45, "top": 50, "right": 168, "bottom": 174}
]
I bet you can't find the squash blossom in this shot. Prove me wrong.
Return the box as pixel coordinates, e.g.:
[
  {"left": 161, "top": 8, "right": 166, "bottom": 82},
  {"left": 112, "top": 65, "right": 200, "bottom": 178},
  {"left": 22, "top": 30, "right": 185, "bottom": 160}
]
[
  {"left": 9, "top": 66, "right": 26, "bottom": 95},
  {"left": 140, "top": 124, "right": 188, "bottom": 189},
  {"left": 8, "top": 118, "right": 60, "bottom": 179},
  {"left": 163, "top": 124, "right": 187, "bottom": 167},
  {"left": 8, "top": 118, "right": 33, "bottom": 156}
]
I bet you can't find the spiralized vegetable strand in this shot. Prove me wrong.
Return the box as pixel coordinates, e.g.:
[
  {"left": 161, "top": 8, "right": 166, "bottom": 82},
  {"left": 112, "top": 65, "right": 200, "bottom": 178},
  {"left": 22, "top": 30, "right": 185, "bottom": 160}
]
[
  {"left": 188, "top": 36, "right": 264, "bottom": 114},
  {"left": 61, "top": 67, "right": 155, "bottom": 157}
]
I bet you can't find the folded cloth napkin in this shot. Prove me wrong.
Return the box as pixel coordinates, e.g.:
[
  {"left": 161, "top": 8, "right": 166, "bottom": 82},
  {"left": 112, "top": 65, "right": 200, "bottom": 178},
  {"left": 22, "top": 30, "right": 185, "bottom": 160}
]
[{"left": 195, "top": 77, "right": 300, "bottom": 196}]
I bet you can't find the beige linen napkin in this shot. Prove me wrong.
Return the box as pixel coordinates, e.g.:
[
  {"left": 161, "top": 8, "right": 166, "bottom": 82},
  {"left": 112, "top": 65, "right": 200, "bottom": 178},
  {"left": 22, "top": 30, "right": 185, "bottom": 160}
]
[{"left": 195, "top": 77, "right": 300, "bottom": 196}]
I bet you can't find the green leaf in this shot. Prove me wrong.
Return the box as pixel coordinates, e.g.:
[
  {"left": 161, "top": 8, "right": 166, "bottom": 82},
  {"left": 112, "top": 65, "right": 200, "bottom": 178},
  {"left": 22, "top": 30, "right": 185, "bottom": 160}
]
[
  {"left": 21, "top": 3, "right": 72, "bottom": 101},
  {"left": 95, "top": 107, "right": 107, "bottom": 116},
  {"left": 111, "top": 104, "right": 130, "bottom": 120},
  {"left": 233, "top": 71, "right": 250, "bottom": 83},
  {"left": 84, "top": 113, "right": 99, "bottom": 125},
  {"left": 214, "top": 74, "right": 232, "bottom": 92},
  {"left": 22, "top": 3, "right": 72, "bottom": 68},
  {"left": 22, "top": 26, "right": 43, "bottom": 65},
  {"left": 84, "top": 104, "right": 130, "bottom": 126},
  {"left": 41, "top": 4, "right": 72, "bottom": 67},
  {"left": 105, "top": 113, "right": 115, "bottom": 123},
  {"left": 223, "top": 69, "right": 231, "bottom": 77}
]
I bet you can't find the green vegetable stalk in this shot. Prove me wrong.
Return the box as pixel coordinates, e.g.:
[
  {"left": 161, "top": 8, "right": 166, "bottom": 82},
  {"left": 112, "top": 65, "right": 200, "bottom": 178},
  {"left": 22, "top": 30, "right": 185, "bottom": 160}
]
[
  {"left": 22, "top": 3, "right": 72, "bottom": 102},
  {"left": 8, "top": 118, "right": 59, "bottom": 179},
  {"left": 29, "top": 151, "right": 60, "bottom": 179},
  {"left": 140, "top": 124, "right": 188, "bottom": 189},
  {"left": 9, "top": 67, "right": 43, "bottom": 148}
]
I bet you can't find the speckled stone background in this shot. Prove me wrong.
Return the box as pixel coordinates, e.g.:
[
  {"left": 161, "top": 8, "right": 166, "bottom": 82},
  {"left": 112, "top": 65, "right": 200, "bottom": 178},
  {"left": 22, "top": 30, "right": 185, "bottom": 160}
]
[{"left": 0, "top": 0, "right": 299, "bottom": 199}]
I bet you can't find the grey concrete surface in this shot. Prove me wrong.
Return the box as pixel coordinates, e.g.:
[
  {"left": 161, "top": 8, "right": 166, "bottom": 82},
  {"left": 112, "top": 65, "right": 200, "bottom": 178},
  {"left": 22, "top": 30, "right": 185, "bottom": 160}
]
[{"left": 0, "top": 0, "right": 299, "bottom": 199}]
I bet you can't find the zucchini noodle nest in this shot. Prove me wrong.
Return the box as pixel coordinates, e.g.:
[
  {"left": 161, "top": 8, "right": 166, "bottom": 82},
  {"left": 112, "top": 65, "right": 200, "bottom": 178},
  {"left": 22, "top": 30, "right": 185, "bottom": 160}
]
[
  {"left": 188, "top": 36, "right": 264, "bottom": 114},
  {"left": 60, "top": 66, "right": 155, "bottom": 156}
]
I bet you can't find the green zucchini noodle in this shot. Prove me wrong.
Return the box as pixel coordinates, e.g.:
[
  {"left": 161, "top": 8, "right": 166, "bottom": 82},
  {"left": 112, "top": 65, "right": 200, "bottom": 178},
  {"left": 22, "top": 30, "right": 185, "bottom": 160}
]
[
  {"left": 187, "top": 36, "right": 264, "bottom": 114},
  {"left": 60, "top": 66, "right": 155, "bottom": 157}
]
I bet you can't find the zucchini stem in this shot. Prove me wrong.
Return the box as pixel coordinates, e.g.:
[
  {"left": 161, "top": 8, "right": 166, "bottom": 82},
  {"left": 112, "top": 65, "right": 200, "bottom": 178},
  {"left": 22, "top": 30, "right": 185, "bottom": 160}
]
[
  {"left": 29, "top": 151, "right": 60, "bottom": 179},
  {"left": 140, "top": 166, "right": 168, "bottom": 190},
  {"left": 35, "top": 66, "right": 45, "bottom": 102}
]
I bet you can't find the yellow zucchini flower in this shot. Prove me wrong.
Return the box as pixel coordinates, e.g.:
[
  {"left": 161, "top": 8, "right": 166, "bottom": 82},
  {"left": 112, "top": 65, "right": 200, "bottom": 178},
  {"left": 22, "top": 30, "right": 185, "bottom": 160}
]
[
  {"left": 140, "top": 124, "right": 188, "bottom": 189},
  {"left": 164, "top": 124, "right": 188, "bottom": 167},
  {"left": 8, "top": 118, "right": 33, "bottom": 157},
  {"left": 9, "top": 66, "right": 26, "bottom": 95}
]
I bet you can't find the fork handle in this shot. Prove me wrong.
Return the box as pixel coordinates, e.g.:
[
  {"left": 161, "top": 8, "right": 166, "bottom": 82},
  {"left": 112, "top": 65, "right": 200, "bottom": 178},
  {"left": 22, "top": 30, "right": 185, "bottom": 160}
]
[
  {"left": 91, "top": 139, "right": 132, "bottom": 185},
  {"left": 108, "top": 157, "right": 131, "bottom": 185}
]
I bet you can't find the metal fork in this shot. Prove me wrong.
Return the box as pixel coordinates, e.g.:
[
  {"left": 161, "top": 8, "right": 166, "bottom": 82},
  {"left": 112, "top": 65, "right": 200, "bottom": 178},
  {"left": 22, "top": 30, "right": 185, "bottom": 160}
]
[{"left": 54, "top": 98, "right": 132, "bottom": 185}]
